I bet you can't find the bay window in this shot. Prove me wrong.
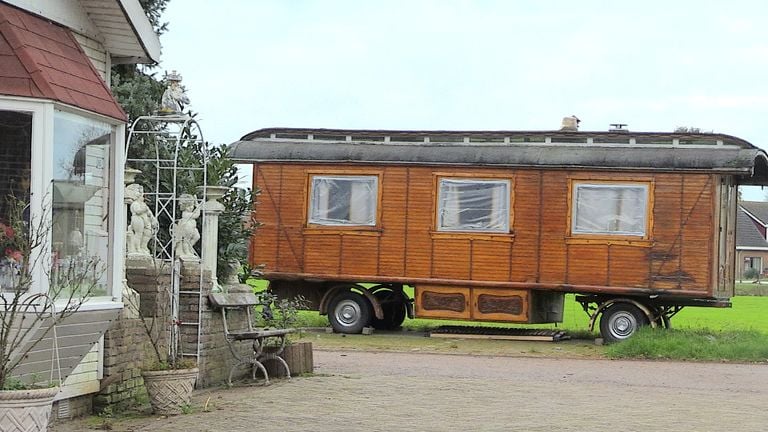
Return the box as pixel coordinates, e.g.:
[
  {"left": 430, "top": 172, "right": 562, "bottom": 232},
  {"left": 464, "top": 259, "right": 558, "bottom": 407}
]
[{"left": 0, "top": 99, "right": 124, "bottom": 302}]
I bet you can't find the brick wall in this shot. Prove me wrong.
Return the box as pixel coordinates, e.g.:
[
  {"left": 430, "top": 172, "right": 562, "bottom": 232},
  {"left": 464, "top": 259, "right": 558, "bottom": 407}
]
[{"left": 93, "top": 309, "right": 154, "bottom": 413}]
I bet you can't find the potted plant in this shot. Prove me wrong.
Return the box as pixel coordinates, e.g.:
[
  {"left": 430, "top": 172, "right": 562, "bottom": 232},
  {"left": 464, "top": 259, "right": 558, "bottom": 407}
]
[
  {"left": 127, "top": 263, "right": 198, "bottom": 416},
  {"left": 0, "top": 198, "right": 103, "bottom": 431},
  {"left": 256, "top": 292, "right": 313, "bottom": 378}
]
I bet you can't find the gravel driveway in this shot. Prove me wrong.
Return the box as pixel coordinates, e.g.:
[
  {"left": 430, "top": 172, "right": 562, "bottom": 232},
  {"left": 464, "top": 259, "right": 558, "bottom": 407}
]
[{"left": 51, "top": 348, "right": 768, "bottom": 432}]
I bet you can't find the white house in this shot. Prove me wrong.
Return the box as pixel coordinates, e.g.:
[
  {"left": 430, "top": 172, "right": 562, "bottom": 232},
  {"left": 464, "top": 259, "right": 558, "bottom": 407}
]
[{"left": 0, "top": 0, "right": 159, "bottom": 415}]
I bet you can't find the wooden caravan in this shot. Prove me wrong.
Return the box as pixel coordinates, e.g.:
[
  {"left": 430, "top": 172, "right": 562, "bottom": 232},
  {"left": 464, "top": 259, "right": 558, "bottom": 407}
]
[{"left": 230, "top": 126, "right": 768, "bottom": 342}]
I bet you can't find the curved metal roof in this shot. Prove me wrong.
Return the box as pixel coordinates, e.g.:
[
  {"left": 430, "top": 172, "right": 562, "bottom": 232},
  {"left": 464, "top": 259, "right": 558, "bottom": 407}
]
[{"left": 230, "top": 128, "right": 768, "bottom": 184}]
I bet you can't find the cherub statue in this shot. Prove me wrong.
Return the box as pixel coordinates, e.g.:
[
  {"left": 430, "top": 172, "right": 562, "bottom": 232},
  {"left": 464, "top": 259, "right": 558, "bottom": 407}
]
[
  {"left": 173, "top": 194, "right": 200, "bottom": 261},
  {"left": 158, "top": 70, "right": 190, "bottom": 115},
  {"left": 125, "top": 183, "right": 157, "bottom": 258}
]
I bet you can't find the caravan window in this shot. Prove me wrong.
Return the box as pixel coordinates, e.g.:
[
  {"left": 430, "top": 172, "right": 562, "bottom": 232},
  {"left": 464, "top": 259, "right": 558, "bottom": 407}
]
[
  {"left": 308, "top": 175, "right": 378, "bottom": 226},
  {"left": 571, "top": 182, "right": 649, "bottom": 237},
  {"left": 437, "top": 178, "right": 510, "bottom": 233}
]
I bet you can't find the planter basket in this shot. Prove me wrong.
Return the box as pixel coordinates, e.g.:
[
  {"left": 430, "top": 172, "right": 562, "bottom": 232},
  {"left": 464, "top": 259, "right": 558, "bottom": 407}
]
[
  {"left": 0, "top": 387, "right": 58, "bottom": 432},
  {"left": 142, "top": 368, "right": 198, "bottom": 415}
]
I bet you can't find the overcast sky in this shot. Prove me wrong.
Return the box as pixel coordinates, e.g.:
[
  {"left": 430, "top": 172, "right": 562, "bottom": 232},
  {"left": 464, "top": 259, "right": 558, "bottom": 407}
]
[{"left": 158, "top": 0, "right": 768, "bottom": 197}]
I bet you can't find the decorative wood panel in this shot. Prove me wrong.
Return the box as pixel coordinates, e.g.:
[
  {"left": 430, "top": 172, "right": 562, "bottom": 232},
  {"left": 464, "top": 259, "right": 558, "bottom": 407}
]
[
  {"left": 415, "top": 286, "right": 470, "bottom": 319},
  {"left": 472, "top": 288, "right": 529, "bottom": 322}
]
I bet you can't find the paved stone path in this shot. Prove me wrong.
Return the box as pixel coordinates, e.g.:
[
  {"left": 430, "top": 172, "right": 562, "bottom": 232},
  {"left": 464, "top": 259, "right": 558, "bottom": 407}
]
[{"left": 52, "top": 349, "right": 768, "bottom": 431}]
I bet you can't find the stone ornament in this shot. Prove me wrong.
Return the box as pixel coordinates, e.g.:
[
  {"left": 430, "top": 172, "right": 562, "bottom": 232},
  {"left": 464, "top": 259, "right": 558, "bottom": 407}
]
[
  {"left": 158, "top": 70, "right": 190, "bottom": 115},
  {"left": 125, "top": 183, "right": 157, "bottom": 258},
  {"left": 173, "top": 194, "right": 201, "bottom": 261}
]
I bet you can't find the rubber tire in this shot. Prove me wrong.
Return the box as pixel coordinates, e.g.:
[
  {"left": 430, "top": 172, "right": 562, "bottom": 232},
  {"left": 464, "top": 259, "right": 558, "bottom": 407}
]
[
  {"left": 599, "top": 303, "right": 649, "bottom": 343},
  {"left": 370, "top": 289, "right": 407, "bottom": 330},
  {"left": 328, "top": 291, "right": 372, "bottom": 334}
]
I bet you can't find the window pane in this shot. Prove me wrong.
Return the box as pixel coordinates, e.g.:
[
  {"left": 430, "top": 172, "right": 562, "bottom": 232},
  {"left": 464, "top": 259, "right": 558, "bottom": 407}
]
[
  {"left": 52, "top": 111, "right": 112, "bottom": 297},
  {"left": 309, "top": 176, "right": 377, "bottom": 226},
  {"left": 438, "top": 179, "right": 509, "bottom": 232},
  {"left": 573, "top": 184, "right": 648, "bottom": 236},
  {"left": 0, "top": 110, "right": 31, "bottom": 291}
]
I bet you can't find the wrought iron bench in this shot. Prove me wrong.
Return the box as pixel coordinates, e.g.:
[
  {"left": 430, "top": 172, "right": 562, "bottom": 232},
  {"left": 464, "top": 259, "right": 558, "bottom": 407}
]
[{"left": 208, "top": 292, "right": 295, "bottom": 386}]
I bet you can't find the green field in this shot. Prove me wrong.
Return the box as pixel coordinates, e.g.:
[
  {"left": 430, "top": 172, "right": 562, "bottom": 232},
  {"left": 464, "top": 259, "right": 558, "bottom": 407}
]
[{"left": 250, "top": 280, "right": 768, "bottom": 335}]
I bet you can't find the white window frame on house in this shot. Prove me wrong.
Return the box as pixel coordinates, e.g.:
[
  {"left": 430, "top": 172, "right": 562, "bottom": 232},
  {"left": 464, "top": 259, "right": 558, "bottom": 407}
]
[
  {"left": 307, "top": 175, "right": 379, "bottom": 227},
  {"left": 570, "top": 181, "right": 651, "bottom": 238},
  {"left": 0, "top": 96, "right": 125, "bottom": 310},
  {"left": 436, "top": 178, "right": 511, "bottom": 233}
]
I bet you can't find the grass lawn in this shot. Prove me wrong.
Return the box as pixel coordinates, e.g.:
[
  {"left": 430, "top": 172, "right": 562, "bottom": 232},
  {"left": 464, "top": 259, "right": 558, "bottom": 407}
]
[
  {"left": 251, "top": 278, "right": 768, "bottom": 360},
  {"left": 282, "top": 291, "right": 768, "bottom": 336}
]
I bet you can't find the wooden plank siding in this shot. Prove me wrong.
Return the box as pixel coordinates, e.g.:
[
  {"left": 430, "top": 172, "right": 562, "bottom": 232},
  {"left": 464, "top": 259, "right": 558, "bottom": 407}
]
[
  {"left": 10, "top": 309, "right": 118, "bottom": 386},
  {"left": 251, "top": 163, "right": 717, "bottom": 298}
]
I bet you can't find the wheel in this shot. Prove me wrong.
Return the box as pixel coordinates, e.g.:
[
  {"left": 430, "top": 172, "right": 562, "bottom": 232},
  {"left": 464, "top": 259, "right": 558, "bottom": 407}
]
[
  {"left": 328, "top": 291, "right": 372, "bottom": 334},
  {"left": 599, "top": 303, "right": 649, "bottom": 343},
  {"left": 370, "top": 288, "right": 407, "bottom": 330}
]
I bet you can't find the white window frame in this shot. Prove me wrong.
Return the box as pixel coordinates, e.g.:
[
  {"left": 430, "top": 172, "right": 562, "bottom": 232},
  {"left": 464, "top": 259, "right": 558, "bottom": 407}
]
[
  {"left": 436, "top": 178, "right": 511, "bottom": 233},
  {"left": 0, "top": 96, "right": 125, "bottom": 307},
  {"left": 571, "top": 182, "right": 650, "bottom": 237},
  {"left": 307, "top": 175, "right": 379, "bottom": 227}
]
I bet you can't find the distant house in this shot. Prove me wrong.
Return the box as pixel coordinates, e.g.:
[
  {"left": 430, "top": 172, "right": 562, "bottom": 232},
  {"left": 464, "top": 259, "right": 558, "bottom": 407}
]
[
  {"left": 0, "top": 0, "right": 159, "bottom": 414},
  {"left": 737, "top": 201, "right": 768, "bottom": 280}
]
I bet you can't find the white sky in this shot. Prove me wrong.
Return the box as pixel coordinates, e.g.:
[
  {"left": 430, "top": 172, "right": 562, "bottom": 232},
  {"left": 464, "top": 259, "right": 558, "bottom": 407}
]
[{"left": 159, "top": 0, "right": 768, "bottom": 199}]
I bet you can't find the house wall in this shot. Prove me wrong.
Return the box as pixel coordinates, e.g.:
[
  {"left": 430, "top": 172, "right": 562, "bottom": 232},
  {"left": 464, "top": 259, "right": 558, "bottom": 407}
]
[
  {"left": 10, "top": 308, "right": 120, "bottom": 387},
  {"left": 72, "top": 33, "right": 110, "bottom": 83},
  {"left": 736, "top": 249, "right": 768, "bottom": 280},
  {"left": 251, "top": 164, "right": 717, "bottom": 297}
]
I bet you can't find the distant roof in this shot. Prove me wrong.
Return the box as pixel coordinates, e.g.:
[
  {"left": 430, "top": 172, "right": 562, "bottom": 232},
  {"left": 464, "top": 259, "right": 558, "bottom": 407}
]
[
  {"left": 0, "top": 2, "right": 126, "bottom": 120},
  {"left": 740, "top": 201, "right": 768, "bottom": 225},
  {"left": 230, "top": 127, "right": 768, "bottom": 184},
  {"left": 737, "top": 206, "right": 768, "bottom": 249}
]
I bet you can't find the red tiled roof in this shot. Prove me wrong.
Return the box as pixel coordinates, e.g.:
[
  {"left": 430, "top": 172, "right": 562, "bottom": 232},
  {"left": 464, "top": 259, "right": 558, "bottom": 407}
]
[{"left": 0, "top": 3, "right": 126, "bottom": 121}]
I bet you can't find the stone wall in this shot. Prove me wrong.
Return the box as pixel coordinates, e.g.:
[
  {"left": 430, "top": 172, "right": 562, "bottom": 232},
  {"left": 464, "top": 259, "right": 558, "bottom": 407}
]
[{"left": 95, "top": 262, "right": 254, "bottom": 413}]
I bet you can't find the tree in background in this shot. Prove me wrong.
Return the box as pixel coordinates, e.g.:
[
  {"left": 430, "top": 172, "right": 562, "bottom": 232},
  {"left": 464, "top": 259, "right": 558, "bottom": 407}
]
[{"left": 112, "top": 0, "right": 257, "bottom": 281}]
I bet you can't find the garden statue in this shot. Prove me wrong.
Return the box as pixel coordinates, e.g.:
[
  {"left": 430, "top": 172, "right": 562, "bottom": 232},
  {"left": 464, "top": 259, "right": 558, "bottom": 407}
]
[
  {"left": 158, "top": 70, "right": 190, "bottom": 115},
  {"left": 125, "top": 183, "right": 157, "bottom": 258},
  {"left": 173, "top": 194, "right": 201, "bottom": 261}
]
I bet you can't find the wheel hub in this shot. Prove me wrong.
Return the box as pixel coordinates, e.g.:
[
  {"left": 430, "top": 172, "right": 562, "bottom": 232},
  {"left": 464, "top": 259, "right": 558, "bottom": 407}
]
[
  {"left": 609, "top": 311, "right": 637, "bottom": 339},
  {"left": 336, "top": 300, "right": 361, "bottom": 326}
]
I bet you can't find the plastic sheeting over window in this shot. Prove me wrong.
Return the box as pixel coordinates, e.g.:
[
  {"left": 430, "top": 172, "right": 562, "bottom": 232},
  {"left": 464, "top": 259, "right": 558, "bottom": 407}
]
[
  {"left": 572, "top": 183, "right": 648, "bottom": 236},
  {"left": 437, "top": 179, "right": 510, "bottom": 232},
  {"left": 309, "top": 175, "right": 378, "bottom": 226}
]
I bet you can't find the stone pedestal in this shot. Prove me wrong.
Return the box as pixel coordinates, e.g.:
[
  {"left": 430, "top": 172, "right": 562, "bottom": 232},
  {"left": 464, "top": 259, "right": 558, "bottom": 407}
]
[{"left": 198, "top": 186, "right": 228, "bottom": 292}]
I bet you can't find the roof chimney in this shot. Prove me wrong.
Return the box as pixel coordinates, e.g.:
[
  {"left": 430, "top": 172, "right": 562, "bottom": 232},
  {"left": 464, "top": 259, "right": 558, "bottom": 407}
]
[
  {"left": 560, "top": 115, "right": 580, "bottom": 131},
  {"left": 609, "top": 123, "right": 628, "bottom": 132}
]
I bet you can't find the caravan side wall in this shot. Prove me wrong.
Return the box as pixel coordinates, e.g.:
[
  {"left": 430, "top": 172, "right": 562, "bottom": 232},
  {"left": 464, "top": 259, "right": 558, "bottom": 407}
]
[{"left": 250, "top": 163, "right": 724, "bottom": 299}]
